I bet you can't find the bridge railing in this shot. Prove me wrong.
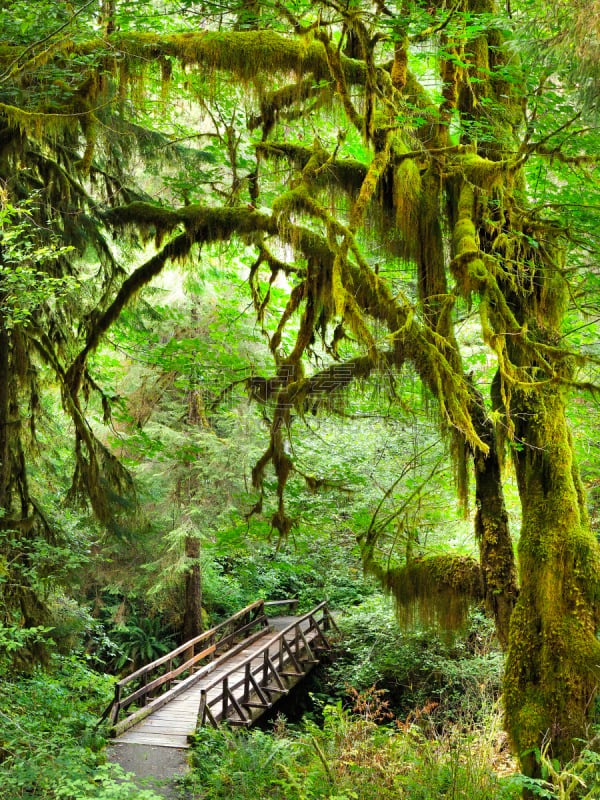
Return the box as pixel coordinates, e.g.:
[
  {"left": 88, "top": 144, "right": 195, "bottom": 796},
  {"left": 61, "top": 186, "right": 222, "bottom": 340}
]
[
  {"left": 264, "top": 598, "right": 299, "bottom": 611},
  {"left": 108, "top": 599, "right": 269, "bottom": 730},
  {"left": 197, "top": 601, "right": 338, "bottom": 729}
]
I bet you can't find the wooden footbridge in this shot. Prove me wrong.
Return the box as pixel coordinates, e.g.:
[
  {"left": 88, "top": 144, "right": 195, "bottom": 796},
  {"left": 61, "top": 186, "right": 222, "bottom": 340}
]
[{"left": 107, "top": 600, "right": 338, "bottom": 749}]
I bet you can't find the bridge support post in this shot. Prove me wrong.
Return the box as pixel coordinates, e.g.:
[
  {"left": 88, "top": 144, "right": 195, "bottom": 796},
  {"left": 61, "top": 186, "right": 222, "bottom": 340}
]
[
  {"left": 222, "top": 676, "right": 229, "bottom": 720},
  {"left": 262, "top": 651, "right": 269, "bottom": 686},
  {"left": 109, "top": 684, "right": 121, "bottom": 726},
  {"left": 199, "top": 688, "right": 207, "bottom": 726},
  {"left": 243, "top": 663, "right": 250, "bottom": 704}
]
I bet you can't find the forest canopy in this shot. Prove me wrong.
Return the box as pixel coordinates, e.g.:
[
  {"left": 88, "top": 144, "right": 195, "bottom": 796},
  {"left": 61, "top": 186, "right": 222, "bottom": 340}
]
[{"left": 1, "top": 0, "right": 600, "bottom": 780}]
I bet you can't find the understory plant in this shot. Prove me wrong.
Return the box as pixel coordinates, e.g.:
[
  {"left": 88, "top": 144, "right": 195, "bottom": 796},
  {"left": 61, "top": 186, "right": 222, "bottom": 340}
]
[
  {"left": 507, "top": 745, "right": 600, "bottom": 799},
  {"left": 326, "top": 596, "right": 503, "bottom": 724},
  {"left": 186, "top": 698, "right": 519, "bottom": 800},
  {"left": 0, "top": 654, "right": 163, "bottom": 799}
]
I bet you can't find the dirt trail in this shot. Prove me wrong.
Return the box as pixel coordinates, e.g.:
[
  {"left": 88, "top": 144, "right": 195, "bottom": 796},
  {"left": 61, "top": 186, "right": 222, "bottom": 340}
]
[{"left": 106, "top": 742, "right": 189, "bottom": 799}]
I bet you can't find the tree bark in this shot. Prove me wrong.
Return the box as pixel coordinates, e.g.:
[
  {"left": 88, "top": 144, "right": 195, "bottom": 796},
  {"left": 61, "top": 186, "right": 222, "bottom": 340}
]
[
  {"left": 504, "top": 384, "right": 600, "bottom": 770},
  {"left": 99, "top": 1, "right": 116, "bottom": 35},
  {"left": 182, "top": 534, "right": 202, "bottom": 643},
  {"left": 0, "top": 323, "right": 9, "bottom": 512},
  {"left": 470, "top": 383, "right": 518, "bottom": 649}
]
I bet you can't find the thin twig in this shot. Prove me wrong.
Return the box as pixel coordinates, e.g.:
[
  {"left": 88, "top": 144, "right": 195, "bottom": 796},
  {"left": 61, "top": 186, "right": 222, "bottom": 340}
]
[{"left": 0, "top": 0, "right": 96, "bottom": 83}]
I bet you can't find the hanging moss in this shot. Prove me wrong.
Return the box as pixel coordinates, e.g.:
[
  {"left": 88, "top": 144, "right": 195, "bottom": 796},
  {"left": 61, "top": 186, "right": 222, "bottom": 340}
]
[
  {"left": 349, "top": 139, "right": 390, "bottom": 232},
  {"left": 250, "top": 77, "right": 333, "bottom": 136},
  {"left": 0, "top": 101, "right": 77, "bottom": 141},
  {"left": 257, "top": 142, "right": 367, "bottom": 194},
  {"left": 366, "top": 554, "right": 484, "bottom": 630},
  {"left": 391, "top": 150, "right": 422, "bottom": 261},
  {"left": 101, "top": 30, "right": 368, "bottom": 87}
]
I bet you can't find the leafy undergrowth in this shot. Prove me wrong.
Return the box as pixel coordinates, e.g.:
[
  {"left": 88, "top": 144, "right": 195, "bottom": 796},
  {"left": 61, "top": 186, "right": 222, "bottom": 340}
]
[
  {"left": 326, "top": 597, "right": 504, "bottom": 725},
  {"left": 187, "top": 701, "right": 600, "bottom": 800},
  {"left": 3, "top": 617, "right": 600, "bottom": 800},
  {"left": 186, "top": 701, "right": 521, "bottom": 800},
  {"left": 0, "top": 654, "right": 163, "bottom": 800},
  {"left": 183, "top": 596, "right": 600, "bottom": 800}
]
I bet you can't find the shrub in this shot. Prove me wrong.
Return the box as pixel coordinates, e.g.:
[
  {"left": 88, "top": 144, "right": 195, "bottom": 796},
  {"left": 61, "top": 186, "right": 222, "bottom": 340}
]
[
  {"left": 326, "top": 596, "right": 503, "bottom": 724},
  {"left": 0, "top": 654, "right": 164, "bottom": 799},
  {"left": 186, "top": 701, "right": 520, "bottom": 800}
]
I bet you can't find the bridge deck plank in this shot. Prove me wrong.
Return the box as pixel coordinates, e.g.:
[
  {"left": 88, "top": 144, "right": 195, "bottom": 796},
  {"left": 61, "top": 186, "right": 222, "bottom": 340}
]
[
  {"left": 113, "top": 613, "right": 327, "bottom": 749},
  {"left": 116, "top": 629, "right": 278, "bottom": 748}
]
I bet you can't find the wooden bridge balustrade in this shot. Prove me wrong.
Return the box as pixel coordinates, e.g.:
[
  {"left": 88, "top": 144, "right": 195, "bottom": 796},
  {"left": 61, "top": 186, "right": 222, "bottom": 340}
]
[
  {"left": 196, "top": 601, "right": 339, "bottom": 730},
  {"left": 108, "top": 599, "right": 269, "bottom": 732},
  {"left": 105, "top": 599, "right": 336, "bottom": 746}
]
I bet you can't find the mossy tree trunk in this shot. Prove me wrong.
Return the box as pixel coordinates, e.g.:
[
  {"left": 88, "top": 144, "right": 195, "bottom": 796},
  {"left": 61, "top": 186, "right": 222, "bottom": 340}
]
[
  {"left": 0, "top": 317, "right": 50, "bottom": 648},
  {"left": 181, "top": 314, "right": 205, "bottom": 643},
  {"left": 0, "top": 322, "right": 9, "bottom": 515},
  {"left": 99, "top": 0, "right": 116, "bottom": 34},
  {"left": 407, "top": 101, "right": 518, "bottom": 647},
  {"left": 470, "top": 384, "right": 518, "bottom": 649},
  {"left": 504, "top": 383, "right": 600, "bottom": 769},
  {"left": 439, "top": 0, "right": 600, "bottom": 764}
]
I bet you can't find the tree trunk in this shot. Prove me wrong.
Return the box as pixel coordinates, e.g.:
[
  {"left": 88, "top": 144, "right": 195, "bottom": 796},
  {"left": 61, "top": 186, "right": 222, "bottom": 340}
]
[
  {"left": 415, "top": 157, "right": 518, "bottom": 647},
  {"left": 470, "top": 383, "right": 518, "bottom": 649},
  {"left": 504, "top": 384, "right": 600, "bottom": 770},
  {"left": 182, "top": 534, "right": 202, "bottom": 643},
  {"left": 0, "top": 323, "right": 9, "bottom": 512},
  {"left": 99, "top": 1, "right": 116, "bottom": 35}
]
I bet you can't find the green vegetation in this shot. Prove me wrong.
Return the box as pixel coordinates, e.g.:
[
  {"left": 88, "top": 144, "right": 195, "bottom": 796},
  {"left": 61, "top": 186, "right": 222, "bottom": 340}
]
[
  {"left": 327, "top": 599, "right": 503, "bottom": 723},
  {"left": 186, "top": 705, "right": 520, "bottom": 800},
  {"left": 0, "top": 654, "right": 163, "bottom": 799},
  {"left": 2, "top": 0, "right": 600, "bottom": 797}
]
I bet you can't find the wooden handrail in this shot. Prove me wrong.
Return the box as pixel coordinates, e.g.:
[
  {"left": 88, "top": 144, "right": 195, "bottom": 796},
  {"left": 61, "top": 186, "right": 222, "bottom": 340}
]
[
  {"left": 263, "top": 598, "right": 299, "bottom": 609},
  {"left": 271, "top": 601, "right": 329, "bottom": 637},
  {"left": 197, "top": 602, "right": 337, "bottom": 729},
  {"left": 117, "top": 599, "right": 265, "bottom": 687},
  {"left": 110, "top": 627, "right": 269, "bottom": 737},
  {"left": 109, "top": 599, "right": 268, "bottom": 730}
]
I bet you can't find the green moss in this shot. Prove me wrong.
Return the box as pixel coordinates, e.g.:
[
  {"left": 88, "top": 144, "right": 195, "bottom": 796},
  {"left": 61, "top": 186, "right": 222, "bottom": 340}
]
[
  {"left": 391, "top": 141, "right": 422, "bottom": 260},
  {"left": 109, "top": 30, "right": 367, "bottom": 85},
  {"left": 451, "top": 182, "right": 487, "bottom": 297},
  {"left": 349, "top": 140, "right": 390, "bottom": 232},
  {"left": 461, "top": 152, "right": 506, "bottom": 188},
  {"left": 78, "top": 112, "right": 97, "bottom": 173},
  {"left": 103, "top": 201, "right": 282, "bottom": 250},
  {"left": 391, "top": 35, "right": 409, "bottom": 92},
  {"left": 257, "top": 142, "right": 368, "bottom": 197},
  {"left": 0, "top": 102, "right": 76, "bottom": 142},
  {"left": 504, "top": 383, "right": 600, "bottom": 768},
  {"left": 365, "top": 554, "right": 484, "bottom": 631}
]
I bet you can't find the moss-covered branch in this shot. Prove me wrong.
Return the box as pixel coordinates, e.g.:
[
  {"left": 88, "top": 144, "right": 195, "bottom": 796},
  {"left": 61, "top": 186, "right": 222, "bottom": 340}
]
[
  {"left": 98, "top": 197, "right": 488, "bottom": 457},
  {"left": 366, "top": 554, "right": 484, "bottom": 630},
  {"left": 257, "top": 142, "right": 367, "bottom": 193},
  {"left": 61, "top": 29, "right": 366, "bottom": 87}
]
